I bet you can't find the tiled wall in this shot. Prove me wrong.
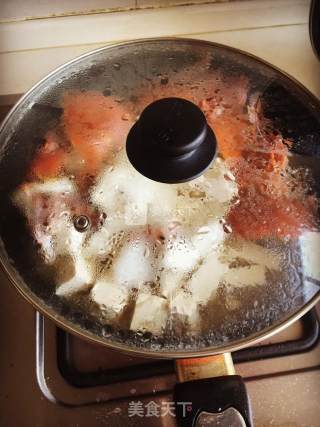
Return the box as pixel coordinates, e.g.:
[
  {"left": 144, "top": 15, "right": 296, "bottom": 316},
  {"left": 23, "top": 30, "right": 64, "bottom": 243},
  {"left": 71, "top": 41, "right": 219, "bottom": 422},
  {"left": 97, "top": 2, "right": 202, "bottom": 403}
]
[
  {"left": 1, "top": 0, "right": 317, "bottom": 99},
  {"left": 1, "top": 0, "right": 235, "bottom": 21}
]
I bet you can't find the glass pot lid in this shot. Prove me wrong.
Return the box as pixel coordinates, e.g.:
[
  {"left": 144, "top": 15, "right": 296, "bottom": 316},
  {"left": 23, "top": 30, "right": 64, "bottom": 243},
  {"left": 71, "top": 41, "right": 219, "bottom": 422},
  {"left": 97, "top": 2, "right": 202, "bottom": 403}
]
[{"left": 0, "top": 38, "right": 320, "bottom": 355}]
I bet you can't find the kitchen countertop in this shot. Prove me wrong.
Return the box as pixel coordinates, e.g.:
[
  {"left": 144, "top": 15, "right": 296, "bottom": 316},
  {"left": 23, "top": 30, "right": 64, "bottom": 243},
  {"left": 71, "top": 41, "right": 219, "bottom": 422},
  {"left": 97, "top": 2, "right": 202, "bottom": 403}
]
[{"left": 0, "top": 0, "right": 319, "bottom": 99}]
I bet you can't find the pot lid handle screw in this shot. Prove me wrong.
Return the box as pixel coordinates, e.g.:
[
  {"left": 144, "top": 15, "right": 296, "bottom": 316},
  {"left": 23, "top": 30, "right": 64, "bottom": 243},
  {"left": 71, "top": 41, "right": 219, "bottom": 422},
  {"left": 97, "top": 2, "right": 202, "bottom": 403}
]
[{"left": 73, "top": 215, "right": 90, "bottom": 232}]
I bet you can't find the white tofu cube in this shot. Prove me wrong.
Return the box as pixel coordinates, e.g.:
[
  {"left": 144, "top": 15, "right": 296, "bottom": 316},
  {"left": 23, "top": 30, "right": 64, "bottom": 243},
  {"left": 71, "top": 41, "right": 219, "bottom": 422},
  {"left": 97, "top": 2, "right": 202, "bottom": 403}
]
[
  {"left": 161, "top": 235, "right": 199, "bottom": 271},
  {"left": 188, "top": 250, "right": 228, "bottom": 303},
  {"left": 160, "top": 269, "right": 184, "bottom": 298},
  {"left": 53, "top": 215, "right": 86, "bottom": 258},
  {"left": 130, "top": 293, "right": 168, "bottom": 335},
  {"left": 112, "top": 235, "right": 154, "bottom": 288},
  {"left": 204, "top": 160, "right": 238, "bottom": 204},
  {"left": 175, "top": 158, "right": 238, "bottom": 222},
  {"left": 222, "top": 265, "right": 266, "bottom": 288},
  {"left": 170, "top": 292, "right": 201, "bottom": 333},
  {"left": 13, "top": 178, "right": 83, "bottom": 263},
  {"left": 90, "top": 156, "right": 176, "bottom": 226},
  {"left": 191, "top": 221, "right": 225, "bottom": 259},
  {"left": 299, "top": 231, "right": 320, "bottom": 281},
  {"left": 160, "top": 222, "right": 225, "bottom": 298},
  {"left": 13, "top": 179, "right": 75, "bottom": 208},
  {"left": 91, "top": 280, "right": 130, "bottom": 319},
  {"left": 33, "top": 214, "right": 85, "bottom": 264},
  {"left": 222, "top": 239, "right": 280, "bottom": 271},
  {"left": 56, "top": 255, "right": 93, "bottom": 296},
  {"left": 83, "top": 227, "right": 112, "bottom": 258}
]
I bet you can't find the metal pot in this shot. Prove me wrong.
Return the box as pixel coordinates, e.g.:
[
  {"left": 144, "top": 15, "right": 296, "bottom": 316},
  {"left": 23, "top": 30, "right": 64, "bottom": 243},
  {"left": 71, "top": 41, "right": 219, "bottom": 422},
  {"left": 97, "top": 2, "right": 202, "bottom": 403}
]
[{"left": 1, "top": 38, "right": 320, "bottom": 426}]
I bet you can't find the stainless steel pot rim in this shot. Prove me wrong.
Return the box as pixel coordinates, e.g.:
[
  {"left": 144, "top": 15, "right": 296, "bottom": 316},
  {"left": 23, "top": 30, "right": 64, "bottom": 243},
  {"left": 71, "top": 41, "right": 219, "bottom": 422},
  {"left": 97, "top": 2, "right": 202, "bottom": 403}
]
[
  {"left": 1, "top": 37, "right": 320, "bottom": 359},
  {"left": 2, "top": 256, "right": 320, "bottom": 359}
]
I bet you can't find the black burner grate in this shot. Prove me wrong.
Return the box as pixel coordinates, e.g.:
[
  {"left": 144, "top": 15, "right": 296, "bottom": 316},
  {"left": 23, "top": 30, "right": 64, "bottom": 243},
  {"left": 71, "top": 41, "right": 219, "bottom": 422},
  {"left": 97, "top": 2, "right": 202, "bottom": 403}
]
[{"left": 56, "top": 310, "right": 319, "bottom": 388}]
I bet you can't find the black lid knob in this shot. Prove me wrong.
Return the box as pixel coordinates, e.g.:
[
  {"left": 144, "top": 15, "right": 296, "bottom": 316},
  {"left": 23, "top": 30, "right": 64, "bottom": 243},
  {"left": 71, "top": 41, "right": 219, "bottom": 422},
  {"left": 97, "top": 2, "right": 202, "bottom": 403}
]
[{"left": 126, "top": 97, "right": 217, "bottom": 183}]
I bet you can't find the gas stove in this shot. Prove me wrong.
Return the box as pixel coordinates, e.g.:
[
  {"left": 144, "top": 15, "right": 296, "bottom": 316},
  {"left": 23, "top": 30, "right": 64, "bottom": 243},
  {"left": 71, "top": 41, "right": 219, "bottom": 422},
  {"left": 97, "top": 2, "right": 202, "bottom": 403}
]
[
  {"left": 1, "top": 254, "right": 320, "bottom": 426},
  {"left": 1, "top": 2, "right": 320, "bottom": 426}
]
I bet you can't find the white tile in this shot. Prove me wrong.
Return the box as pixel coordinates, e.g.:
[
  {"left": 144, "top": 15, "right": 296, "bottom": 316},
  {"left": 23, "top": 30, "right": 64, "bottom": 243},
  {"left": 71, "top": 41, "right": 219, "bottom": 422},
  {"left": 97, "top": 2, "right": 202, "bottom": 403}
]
[
  {"left": 0, "top": 44, "right": 105, "bottom": 96},
  {"left": 0, "top": 0, "right": 309, "bottom": 52},
  {"left": 1, "top": 24, "right": 318, "bottom": 98},
  {"left": 137, "top": 0, "right": 225, "bottom": 7},
  {"left": 0, "top": 0, "right": 317, "bottom": 98},
  {"left": 0, "top": 0, "right": 135, "bottom": 21}
]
